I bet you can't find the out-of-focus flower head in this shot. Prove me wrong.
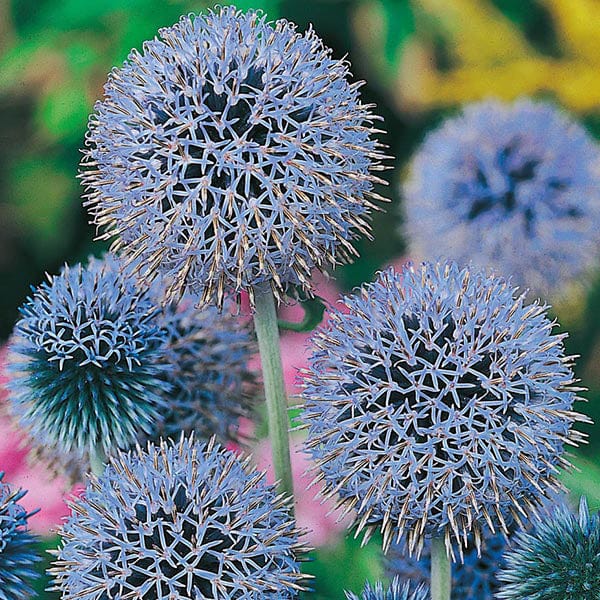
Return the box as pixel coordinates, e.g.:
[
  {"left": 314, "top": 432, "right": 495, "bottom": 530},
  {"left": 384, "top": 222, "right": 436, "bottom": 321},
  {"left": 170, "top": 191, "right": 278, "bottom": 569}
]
[
  {"left": 302, "top": 261, "right": 587, "bottom": 555},
  {"left": 0, "top": 472, "right": 40, "bottom": 600},
  {"left": 404, "top": 99, "right": 600, "bottom": 297},
  {"left": 50, "top": 436, "right": 306, "bottom": 599},
  {"left": 345, "top": 578, "right": 429, "bottom": 600},
  {"left": 6, "top": 254, "right": 169, "bottom": 459},
  {"left": 498, "top": 497, "right": 600, "bottom": 599},
  {"left": 146, "top": 297, "right": 260, "bottom": 445},
  {"left": 386, "top": 530, "right": 508, "bottom": 599},
  {"left": 82, "top": 5, "right": 387, "bottom": 309}
]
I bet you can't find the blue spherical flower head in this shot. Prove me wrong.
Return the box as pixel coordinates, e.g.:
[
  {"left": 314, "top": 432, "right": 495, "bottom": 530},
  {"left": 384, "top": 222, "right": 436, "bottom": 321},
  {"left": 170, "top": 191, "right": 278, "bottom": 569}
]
[
  {"left": 386, "top": 530, "right": 508, "bottom": 599},
  {"left": 498, "top": 497, "right": 600, "bottom": 599},
  {"left": 302, "top": 261, "right": 587, "bottom": 555},
  {"left": 0, "top": 472, "right": 41, "bottom": 600},
  {"left": 49, "top": 436, "right": 306, "bottom": 599},
  {"left": 82, "top": 6, "right": 387, "bottom": 308},
  {"left": 404, "top": 99, "right": 600, "bottom": 297},
  {"left": 147, "top": 298, "right": 259, "bottom": 444},
  {"left": 345, "top": 578, "right": 428, "bottom": 600},
  {"left": 7, "top": 254, "right": 169, "bottom": 459}
]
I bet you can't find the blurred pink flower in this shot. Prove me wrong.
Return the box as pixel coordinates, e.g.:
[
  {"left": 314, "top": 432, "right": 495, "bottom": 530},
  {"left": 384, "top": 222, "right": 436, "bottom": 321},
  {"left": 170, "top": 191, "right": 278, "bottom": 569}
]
[
  {"left": 278, "top": 271, "right": 341, "bottom": 395},
  {"left": 0, "top": 346, "right": 80, "bottom": 534},
  {"left": 254, "top": 437, "right": 352, "bottom": 547},
  {"left": 384, "top": 255, "right": 411, "bottom": 273}
]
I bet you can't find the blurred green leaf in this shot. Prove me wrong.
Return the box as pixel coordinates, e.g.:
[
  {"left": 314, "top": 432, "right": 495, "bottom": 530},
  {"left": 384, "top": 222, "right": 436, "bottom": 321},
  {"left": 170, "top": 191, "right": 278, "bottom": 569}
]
[
  {"left": 31, "top": 535, "right": 61, "bottom": 598},
  {"left": 37, "top": 80, "right": 90, "bottom": 141},
  {"left": 380, "top": 0, "right": 414, "bottom": 69},
  {"left": 9, "top": 158, "right": 77, "bottom": 255},
  {"left": 561, "top": 452, "right": 600, "bottom": 505},
  {"left": 63, "top": 39, "right": 101, "bottom": 76},
  {"left": 301, "top": 533, "right": 384, "bottom": 600}
]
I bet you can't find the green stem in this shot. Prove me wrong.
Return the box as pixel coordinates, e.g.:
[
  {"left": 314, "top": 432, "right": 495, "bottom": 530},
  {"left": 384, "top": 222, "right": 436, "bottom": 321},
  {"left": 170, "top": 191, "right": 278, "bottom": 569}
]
[
  {"left": 90, "top": 448, "right": 106, "bottom": 477},
  {"left": 431, "top": 535, "right": 451, "bottom": 600},
  {"left": 252, "top": 284, "right": 295, "bottom": 508}
]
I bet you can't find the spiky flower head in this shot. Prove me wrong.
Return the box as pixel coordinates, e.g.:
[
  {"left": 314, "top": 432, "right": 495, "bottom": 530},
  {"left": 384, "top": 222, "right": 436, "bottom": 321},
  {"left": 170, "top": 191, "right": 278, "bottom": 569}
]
[
  {"left": 82, "top": 5, "right": 386, "bottom": 308},
  {"left": 498, "top": 497, "right": 600, "bottom": 599},
  {"left": 7, "top": 253, "right": 169, "bottom": 458},
  {"left": 50, "top": 436, "right": 306, "bottom": 599},
  {"left": 0, "top": 472, "right": 41, "bottom": 600},
  {"left": 386, "top": 531, "right": 508, "bottom": 599},
  {"left": 147, "top": 298, "right": 259, "bottom": 444},
  {"left": 404, "top": 99, "right": 600, "bottom": 297},
  {"left": 345, "top": 578, "right": 428, "bottom": 600},
  {"left": 302, "top": 261, "right": 587, "bottom": 555}
]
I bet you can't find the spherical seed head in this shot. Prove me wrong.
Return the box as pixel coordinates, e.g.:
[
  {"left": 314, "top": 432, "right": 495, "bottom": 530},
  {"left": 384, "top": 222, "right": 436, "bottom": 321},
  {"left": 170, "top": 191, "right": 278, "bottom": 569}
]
[
  {"left": 6, "top": 254, "right": 169, "bottom": 457},
  {"left": 0, "top": 473, "right": 41, "bottom": 600},
  {"left": 404, "top": 99, "right": 600, "bottom": 297},
  {"left": 147, "top": 298, "right": 259, "bottom": 444},
  {"left": 82, "top": 6, "right": 386, "bottom": 308},
  {"left": 386, "top": 531, "right": 508, "bottom": 599},
  {"left": 301, "top": 261, "right": 587, "bottom": 554},
  {"left": 345, "top": 578, "right": 429, "bottom": 600},
  {"left": 50, "top": 436, "right": 306, "bottom": 599},
  {"left": 498, "top": 497, "right": 600, "bottom": 600}
]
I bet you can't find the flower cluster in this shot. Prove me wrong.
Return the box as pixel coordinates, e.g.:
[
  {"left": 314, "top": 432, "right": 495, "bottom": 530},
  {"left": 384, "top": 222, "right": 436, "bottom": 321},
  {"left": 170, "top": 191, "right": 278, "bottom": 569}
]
[
  {"left": 82, "top": 5, "right": 386, "bottom": 308},
  {"left": 404, "top": 99, "right": 600, "bottom": 296},
  {"left": 302, "top": 261, "right": 586, "bottom": 554},
  {"left": 149, "top": 298, "right": 259, "bottom": 445},
  {"left": 7, "top": 254, "right": 168, "bottom": 458},
  {"left": 0, "top": 473, "right": 40, "bottom": 600},
  {"left": 50, "top": 436, "right": 306, "bottom": 599},
  {"left": 346, "top": 578, "right": 428, "bottom": 600},
  {"left": 498, "top": 497, "right": 600, "bottom": 599}
]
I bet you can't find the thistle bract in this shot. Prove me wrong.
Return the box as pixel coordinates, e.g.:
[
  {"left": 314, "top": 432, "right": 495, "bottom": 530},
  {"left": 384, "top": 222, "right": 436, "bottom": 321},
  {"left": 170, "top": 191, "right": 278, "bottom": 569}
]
[
  {"left": 148, "top": 298, "right": 259, "bottom": 444},
  {"left": 302, "top": 261, "right": 586, "bottom": 554},
  {"left": 345, "top": 578, "right": 428, "bottom": 600},
  {"left": 50, "top": 436, "right": 306, "bottom": 599},
  {"left": 386, "top": 531, "right": 508, "bottom": 599},
  {"left": 82, "top": 6, "right": 386, "bottom": 308},
  {"left": 7, "top": 254, "right": 168, "bottom": 458},
  {"left": 498, "top": 497, "right": 600, "bottom": 599},
  {"left": 0, "top": 473, "right": 40, "bottom": 600},
  {"left": 404, "top": 99, "right": 600, "bottom": 296}
]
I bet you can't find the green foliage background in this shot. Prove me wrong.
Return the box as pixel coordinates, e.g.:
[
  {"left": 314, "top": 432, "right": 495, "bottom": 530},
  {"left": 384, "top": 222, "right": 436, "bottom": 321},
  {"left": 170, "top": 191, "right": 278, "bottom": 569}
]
[{"left": 2, "top": 1, "right": 600, "bottom": 597}]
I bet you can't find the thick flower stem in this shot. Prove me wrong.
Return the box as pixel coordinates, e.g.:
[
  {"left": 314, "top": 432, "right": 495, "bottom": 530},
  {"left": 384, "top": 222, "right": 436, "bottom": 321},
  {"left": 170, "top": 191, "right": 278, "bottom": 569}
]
[
  {"left": 90, "top": 448, "right": 106, "bottom": 477},
  {"left": 252, "top": 284, "right": 295, "bottom": 509},
  {"left": 431, "top": 536, "right": 451, "bottom": 600}
]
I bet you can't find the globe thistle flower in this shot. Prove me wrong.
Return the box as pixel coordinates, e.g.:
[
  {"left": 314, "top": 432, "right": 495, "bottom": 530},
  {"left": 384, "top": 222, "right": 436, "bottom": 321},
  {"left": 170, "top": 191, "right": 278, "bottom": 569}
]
[
  {"left": 302, "top": 261, "right": 587, "bottom": 555},
  {"left": 345, "top": 578, "right": 428, "bottom": 600},
  {"left": 82, "top": 6, "right": 387, "bottom": 308},
  {"left": 49, "top": 436, "right": 306, "bottom": 599},
  {"left": 404, "top": 99, "right": 600, "bottom": 297},
  {"left": 0, "top": 472, "right": 41, "bottom": 600},
  {"left": 6, "top": 254, "right": 169, "bottom": 458},
  {"left": 386, "top": 531, "right": 508, "bottom": 598},
  {"left": 147, "top": 298, "right": 259, "bottom": 444},
  {"left": 497, "top": 497, "right": 600, "bottom": 599}
]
